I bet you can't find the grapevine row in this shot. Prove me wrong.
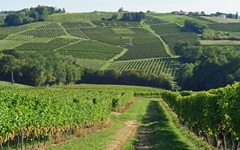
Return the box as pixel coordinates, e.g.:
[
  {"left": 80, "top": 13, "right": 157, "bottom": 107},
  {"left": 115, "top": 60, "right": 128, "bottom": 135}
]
[
  {"left": 0, "top": 88, "right": 134, "bottom": 148},
  {"left": 161, "top": 82, "right": 240, "bottom": 149}
]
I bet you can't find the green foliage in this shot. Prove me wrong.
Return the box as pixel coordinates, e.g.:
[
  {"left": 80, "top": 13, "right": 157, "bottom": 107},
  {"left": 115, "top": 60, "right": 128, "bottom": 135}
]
[
  {"left": 0, "top": 88, "right": 134, "bottom": 147},
  {"left": 162, "top": 82, "right": 240, "bottom": 149},
  {"left": 58, "top": 40, "right": 123, "bottom": 60},
  {"left": 0, "top": 26, "right": 29, "bottom": 34},
  {"left": 121, "top": 12, "right": 145, "bottom": 21},
  {"left": 81, "top": 69, "right": 172, "bottom": 89},
  {"left": 4, "top": 5, "right": 65, "bottom": 26},
  {"left": 174, "top": 43, "right": 240, "bottom": 90},
  {"left": 150, "top": 23, "right": 182, "bottom": 35},
  {"left": 0, "top": 40, "right": 25, "bottom": 50},
  {"left": 184, "top": 20, "right": 207, "bottom": 34},
  {"left": 202, "top": 29, "right": 240, "bottom": 40}
]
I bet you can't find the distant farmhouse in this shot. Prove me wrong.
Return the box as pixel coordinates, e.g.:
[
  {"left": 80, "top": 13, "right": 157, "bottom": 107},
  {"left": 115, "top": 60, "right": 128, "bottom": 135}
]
[{"left": 217, "top": 14, "right": 226, "bottom": 18}]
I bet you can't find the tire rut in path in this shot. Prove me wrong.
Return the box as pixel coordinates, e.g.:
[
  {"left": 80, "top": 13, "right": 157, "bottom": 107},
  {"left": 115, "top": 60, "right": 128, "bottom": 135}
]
[{"left": 105, "top": 120, "right": 138, "bottom": 150}]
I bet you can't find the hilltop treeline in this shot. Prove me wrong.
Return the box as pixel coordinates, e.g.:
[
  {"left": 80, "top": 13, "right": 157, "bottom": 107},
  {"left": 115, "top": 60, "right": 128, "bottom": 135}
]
[
  {"left": 175, "top": 42, "right": 240, "bottom": 90},
  {"left": 0, "top": 51, "right": 172, "bottom": 89},
  {"left": 4, "top": 5, "right": 65, "bottom": 26}
]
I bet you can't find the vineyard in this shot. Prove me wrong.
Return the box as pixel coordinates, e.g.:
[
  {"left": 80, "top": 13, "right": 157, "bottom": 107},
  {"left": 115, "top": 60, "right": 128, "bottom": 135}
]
[
  {"left": 143, "top": 16, "right": 167, "bottom": 25},
  {"left": 47, "top": 12, "right": 117, "bottom": 22},
  {"left": 65, "top": 28, "right": 89, "bottom": 39},
  {"left": 208, "top": 23, "right": 240, "bottom": 32},
  {"left": 162, "top": 82, "right": 240, "bottom": 149},
  {"left": 91, "top": 20, "right": 141, "bottom": 27},
  {"left": 148, "top": 13, "right": 213, "bottom": 25},
  {"left": 14, "top": 38, "right": 79, "bottom": 51},
  {"left": 150, "top": 23, "right": 182, "bottom": 35},
  {"left": 58, "top": 40, "right": 123, "bottom": 60},
  {"left": 62, "top": 22, "right": 94, "bottom": 28},
  {"left": 108, "top": 58, "right": 179, "bottom": 78},
  {"left": 19, "top": 23, "right": 67, "bottom": 38},
  {"left": 0, "top": 87, "right": 134, "bottom": 149},
  {"left": 161, "top": 32, "right": 199, "bottom": 45},
  {"left": 77, "top": 59, "right": 107, "bottom": 69}
]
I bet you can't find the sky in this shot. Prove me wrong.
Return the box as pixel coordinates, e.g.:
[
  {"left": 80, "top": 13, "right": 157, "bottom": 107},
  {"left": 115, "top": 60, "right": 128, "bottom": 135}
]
[{"left": 0, "top": 0, "right": 239, "bottom": 14}]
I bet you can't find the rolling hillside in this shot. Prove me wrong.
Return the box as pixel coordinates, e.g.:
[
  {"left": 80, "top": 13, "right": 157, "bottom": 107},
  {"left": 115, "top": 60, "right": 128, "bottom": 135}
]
[{"left": 0, "top": 12, "right": 240, "bottom": 86}]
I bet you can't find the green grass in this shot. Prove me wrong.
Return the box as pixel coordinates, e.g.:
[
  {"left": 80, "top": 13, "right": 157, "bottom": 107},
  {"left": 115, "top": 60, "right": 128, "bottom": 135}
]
[
  {"left": 6, "top": 34, "right": 33, "bottom": 41},
  {"left": 0, "top": 81, "right": 32, "bottom": 89},
  {"left": 147, "top": 13, "right": 214, "bottom": 25},
  {"left": 201, "top": 40, "right": 240, "bottom": 45},
  {"left": 48, "top": 98, "right": 149, "bottom": 150},
  {"left": 202, "top": 16, "right": 240, "bottom": 23},
  {"left": 0, "top": 40, "right": 26, "bottom": 50}
]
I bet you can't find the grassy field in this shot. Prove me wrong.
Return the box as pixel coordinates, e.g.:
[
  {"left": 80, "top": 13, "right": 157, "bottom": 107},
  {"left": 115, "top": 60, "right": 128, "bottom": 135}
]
[
  {"left": 202, "top": 16, "right": 240, "bottom": 23},
  {"left": 0, "top": 40, "right": 26, "bottom": 50},
  {"left": 0, "top": 81, "right": 32, "bottom": 89},
  {"left": 201, "top": 40, "right": 240, "bottom": 45},
  {"left": 147, "top": 13, "right": 214, "bottom": 25}
]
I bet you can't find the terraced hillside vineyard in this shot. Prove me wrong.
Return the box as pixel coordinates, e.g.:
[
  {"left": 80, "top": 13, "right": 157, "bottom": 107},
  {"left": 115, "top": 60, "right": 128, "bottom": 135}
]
[
  {"left": 58, "top": 40, "right": 123, "bottom": 60},
  {"left": 108, "top": 58, "right": 179, "bottom": 78},
  {"left": 19, "top": 22, "right": 67, "bottom": 38}
]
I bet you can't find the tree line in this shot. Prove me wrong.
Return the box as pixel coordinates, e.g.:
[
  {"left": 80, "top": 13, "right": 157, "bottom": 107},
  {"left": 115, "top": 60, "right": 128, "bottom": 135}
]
[
  {"left": 4, "top": 5, "right": 65, "bottom": 26},
  {"left": 174, "top": 42, "right": 240, "bottom": 91},
  {"left": 0, "top": 51, "right": 172, "bottom": 89},
  {"left": 109, "top": 12, "right": 145, "bottom": 22}
]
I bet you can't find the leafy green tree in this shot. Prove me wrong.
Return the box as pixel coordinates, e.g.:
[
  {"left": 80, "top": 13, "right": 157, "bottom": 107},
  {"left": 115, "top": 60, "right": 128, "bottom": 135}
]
[
  {"left": 236, "top": 12, "right": 239, "bottom": 19},
  {"left": 0, "top": 55, "right": 19, "bottom": 84},
  {"left": 111, "top": 13, "right": 118, "bottom": 21}
]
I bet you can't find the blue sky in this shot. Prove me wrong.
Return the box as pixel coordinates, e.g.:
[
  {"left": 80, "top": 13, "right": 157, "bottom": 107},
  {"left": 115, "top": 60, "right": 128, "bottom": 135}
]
[{"left": 1, "top": 0, "right": 239, "bottom": 14}]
